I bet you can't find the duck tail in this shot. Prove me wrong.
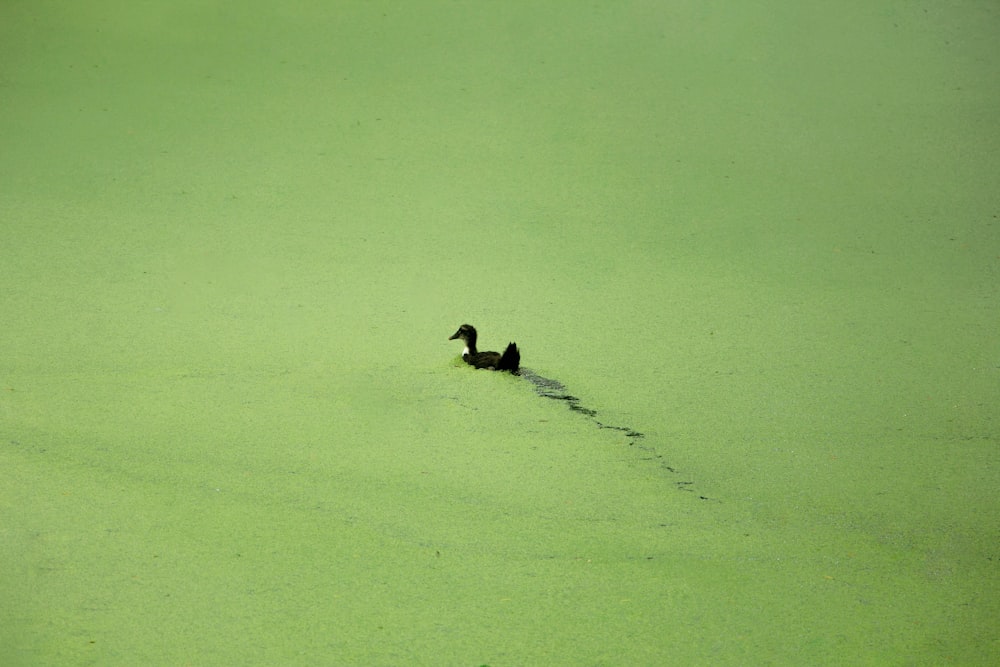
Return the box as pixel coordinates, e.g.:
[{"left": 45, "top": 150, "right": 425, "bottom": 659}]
[{"left": 498, "top": 342, "right": 520, "bottom": 373}]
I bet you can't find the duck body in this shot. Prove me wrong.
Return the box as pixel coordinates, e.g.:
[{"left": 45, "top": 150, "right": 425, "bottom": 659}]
[{"left": 449, "top": 324, "right": 520, "bottom": 373}]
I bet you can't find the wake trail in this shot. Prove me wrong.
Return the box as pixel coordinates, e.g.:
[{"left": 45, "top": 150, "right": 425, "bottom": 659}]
[{"left": 517, "top": 368, "right": 711, "bottom": 500}]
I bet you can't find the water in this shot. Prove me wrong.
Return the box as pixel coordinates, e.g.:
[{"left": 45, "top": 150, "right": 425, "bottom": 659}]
[{"left": 2, "top": 2, "right": 998, "bottom": 664}]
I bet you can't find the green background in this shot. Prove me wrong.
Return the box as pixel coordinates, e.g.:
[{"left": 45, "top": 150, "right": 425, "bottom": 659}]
[{"left": 2, "top": 2, "right": 997, "bottom": 664}]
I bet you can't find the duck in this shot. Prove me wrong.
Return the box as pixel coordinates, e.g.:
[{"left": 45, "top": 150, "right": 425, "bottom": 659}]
[{"left": 449, "top": 324, "right": 520, "bottom": 373}]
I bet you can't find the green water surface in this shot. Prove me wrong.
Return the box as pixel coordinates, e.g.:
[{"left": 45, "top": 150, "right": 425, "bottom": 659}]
[{"left": 2, "top": 2, "right": 998, "bottom": 665}]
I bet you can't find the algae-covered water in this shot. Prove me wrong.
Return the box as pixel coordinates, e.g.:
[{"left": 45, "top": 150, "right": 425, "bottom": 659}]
[{"left": 2, "top": 2, "right": 998, "bottom": 665}]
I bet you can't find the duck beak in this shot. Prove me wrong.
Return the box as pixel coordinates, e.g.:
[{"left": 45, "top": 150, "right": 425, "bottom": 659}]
[{"left": 448, "top": 329, "right": 461, "bottom": 340}]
